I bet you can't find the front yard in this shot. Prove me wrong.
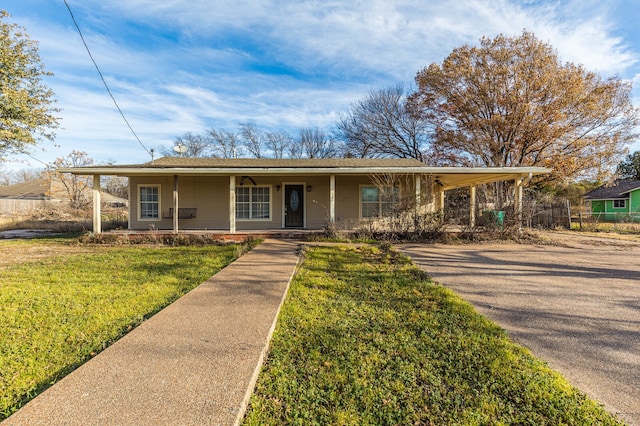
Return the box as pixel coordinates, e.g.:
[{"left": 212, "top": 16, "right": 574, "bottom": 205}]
[
  {"left": 243, "top": 244, "right": 623, "bottom": 425},
  {"left": 0, "top": 237, "right": 624, "bottom": 424},
  {"left": 0, "top": 237, "right": 245, "bottom": 419}
]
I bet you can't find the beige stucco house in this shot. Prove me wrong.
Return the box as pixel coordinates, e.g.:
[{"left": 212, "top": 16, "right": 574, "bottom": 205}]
[{"left": 59, "top": 157, "right": 549, "bottom": 234}]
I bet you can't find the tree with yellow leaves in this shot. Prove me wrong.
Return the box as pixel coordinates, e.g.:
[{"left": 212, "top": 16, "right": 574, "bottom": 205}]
[{"left": 410, "top": 31, "right": 639, "bottom": 182}]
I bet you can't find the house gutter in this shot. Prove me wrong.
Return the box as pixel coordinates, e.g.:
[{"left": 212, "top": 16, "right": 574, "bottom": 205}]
[{"left": 58, "top": 166, "right": 550, "bottom": 177}]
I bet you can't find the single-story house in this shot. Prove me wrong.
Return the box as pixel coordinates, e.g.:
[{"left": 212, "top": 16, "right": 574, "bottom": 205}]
[
  {"left": 0, "top": 178, "right": 128, "bottom": 216},
  {"left": 0, "top": 178, "right": 61, "bottom": 215},
  {"left": 58, "top": 157, "right": 549, "bottom": 234},
  {"left": 583, "top": 179, "right": 640, "bottom": 222}
]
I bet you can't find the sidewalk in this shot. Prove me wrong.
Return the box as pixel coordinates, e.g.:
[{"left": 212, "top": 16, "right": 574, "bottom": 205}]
[{"left": 3, "top": 239, "right": 301, "bottom": 426}]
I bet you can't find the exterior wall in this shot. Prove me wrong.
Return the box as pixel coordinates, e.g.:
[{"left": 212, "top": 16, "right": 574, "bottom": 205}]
[
  {"left": 631, "top": 189, "right": 640, "bottom": 215},
  {"left": 590, "top": 195, "right": 640, "bottom": 222},
  {"left": 590, "top": 200, "right": 605, "bottom": 213},
  {"left": 129, "top": 176, "right": 229, "bottom": 230},
  {"left": 128, "top": 174, "right": 424, "bottom": 231}
]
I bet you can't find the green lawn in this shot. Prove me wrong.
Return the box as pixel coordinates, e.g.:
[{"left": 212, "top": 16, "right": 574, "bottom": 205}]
[
  {"left": 243, "top": 244, "right": 622, "bottom": 425},
  {"left": 0, "top": 238, "right": 246, "bottom": 419}
]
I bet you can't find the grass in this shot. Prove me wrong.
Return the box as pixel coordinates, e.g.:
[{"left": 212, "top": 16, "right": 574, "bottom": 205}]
[
  {"left": 243, "top": 244, "right": 623, "bottom": 425},
  {"left": 0, "top": 237, "right": 250, "bottom": 419}
]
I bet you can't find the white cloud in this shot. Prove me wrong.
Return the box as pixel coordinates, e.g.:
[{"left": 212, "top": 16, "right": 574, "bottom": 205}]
[{"left": 5, "top": 0, "right": 640, "bottom": 170}]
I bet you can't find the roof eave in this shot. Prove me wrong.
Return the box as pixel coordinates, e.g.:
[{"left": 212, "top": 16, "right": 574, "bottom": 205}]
[{"left": 57, "top": 166, "right": 551, "bottom": 177}]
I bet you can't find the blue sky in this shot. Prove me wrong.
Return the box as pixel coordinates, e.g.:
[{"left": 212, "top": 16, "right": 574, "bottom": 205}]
[{"left": 4, "top": 0, "right": 640, "bottom": 171}]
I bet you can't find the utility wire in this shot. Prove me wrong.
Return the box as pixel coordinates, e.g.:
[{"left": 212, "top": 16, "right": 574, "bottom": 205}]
[{"left": 63, "top": 0, "right": 151, "bottom": 156}]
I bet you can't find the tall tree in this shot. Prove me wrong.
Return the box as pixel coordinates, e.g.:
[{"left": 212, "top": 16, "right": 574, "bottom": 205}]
[
  {"left": 336, "top": 84, "right": 433, "bottom": 162},
  {"left": 0, "top": 11, "right": 59, "bottom": 162},
  {"left": 239, "top": 122, "right": 264, "bottom": 158},
  {"left": 48, "top": 150, "right": 93, "bottom": 209},
  {"left": 265, "top": 131, "right": 293, "bottom": 159},
  {"left": 206, "top": 128, "right": 241, "bottom": 158},
  {"left": 158, "top": 132, "right": 211, "bottom": 157},
  {"left": 617, "top": 150, "right": 640, "bottom": 180},
  {"left": 297, "top": 127, "right": 336, "bottom": 158},
  {"left": 410, "top": 31, "right": 639, "bottom": 181}
]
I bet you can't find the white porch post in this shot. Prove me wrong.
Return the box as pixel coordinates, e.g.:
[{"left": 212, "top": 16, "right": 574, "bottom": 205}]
[
  {"left": 469, "top": 185, "right": 476, "bottom": 227},
  {"left": 229, "top": 175, "right": 236, "bottom": 234},
  {"left": 329, "top": 175, "right": 336, "bottom": 224},
  {"left": 415, "top": 175, "right": 421, "bottom": 213},
  {"left": 515, "top": 177, "right": 523, "bottom": 227},
  {"left": 437, "top": 189, "right": 445, "bottom": 213},
  {"left": 92, "top": 175, "right": 102, "bottom": 234},
  {"left": 173, "top": 175, "right": 179, "bottom": 234}
]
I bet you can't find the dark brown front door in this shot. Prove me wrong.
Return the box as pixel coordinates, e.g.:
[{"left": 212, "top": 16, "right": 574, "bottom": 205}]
[{"left": 284, "top": 184, "right": 304, "bottom": 228}]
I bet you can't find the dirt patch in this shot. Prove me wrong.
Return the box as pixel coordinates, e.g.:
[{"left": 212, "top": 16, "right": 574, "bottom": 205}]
[{"left": 0, "top": 240, "right": 96, "bottom": 267}]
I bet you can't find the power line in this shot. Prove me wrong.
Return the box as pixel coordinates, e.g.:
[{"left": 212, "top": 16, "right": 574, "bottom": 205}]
[{"left": 63, "top": 0, "right": 151, "bottom": 156}]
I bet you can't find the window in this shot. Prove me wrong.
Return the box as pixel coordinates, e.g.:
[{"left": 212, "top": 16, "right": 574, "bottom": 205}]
[
  {"left": 139, "top": 185, "right": 160, "bottom": 220},
  {"left": 360, "top": 186, "right": 398, "bottom": 218},
  {"left": 613, "top": 199, "right": 626, "bottom": 209},
  {"left": 236, "top": 186, "right": 270, "bottom": 220}
]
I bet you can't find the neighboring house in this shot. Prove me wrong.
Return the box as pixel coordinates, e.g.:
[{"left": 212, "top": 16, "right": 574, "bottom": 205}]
[
  {"left": 583, "top": 179, "right": 640, "bottom": 222},
  {"left": 59, "top": 157, "right": 549, "bottom": 234},
  {"left": 0, "top": 178, "right": 128, "bottom": 216},
  {"left": 0, "top": 179, "right": 62, "bottom": 215}
]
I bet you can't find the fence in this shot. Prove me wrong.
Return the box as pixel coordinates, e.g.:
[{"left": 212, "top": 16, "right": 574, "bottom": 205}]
[{"left": 527, "top": 201, "right": 572, "bottom": 229}]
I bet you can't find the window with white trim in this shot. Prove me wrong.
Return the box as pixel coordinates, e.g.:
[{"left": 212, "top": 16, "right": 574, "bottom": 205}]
[
  {"left": 360, "top": 186, "right": 398, "bottom": 218},
  {"left": 236, "top": 186, "right": 270, "bottom": 220},
  {"left": 139, "top": 185, "right": 160, "bottom": 220},
  {"left": 613, "top": 199, "right": 626, "bottom": 209}
]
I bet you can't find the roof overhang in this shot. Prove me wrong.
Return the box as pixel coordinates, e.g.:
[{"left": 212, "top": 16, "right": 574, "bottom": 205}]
[{"left": 58, "top": 165, "right": 549, "bottom": 190}]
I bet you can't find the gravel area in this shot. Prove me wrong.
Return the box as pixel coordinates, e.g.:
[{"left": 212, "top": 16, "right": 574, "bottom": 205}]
[{"left": 400, "top": 233, "right": 640, "bottom": 425}]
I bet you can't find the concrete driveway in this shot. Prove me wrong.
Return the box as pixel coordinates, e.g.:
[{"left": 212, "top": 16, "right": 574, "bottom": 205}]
[{"left": 399, "top": 233, "right": 640, "bottom": 426}]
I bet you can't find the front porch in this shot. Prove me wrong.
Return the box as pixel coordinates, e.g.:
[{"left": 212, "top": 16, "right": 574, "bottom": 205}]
[{"left": 59, "top": 157, "right": 550, "bottom": 234}]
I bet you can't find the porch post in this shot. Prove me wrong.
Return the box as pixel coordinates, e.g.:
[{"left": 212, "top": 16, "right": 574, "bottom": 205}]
[
  {"left": 415, "top": 175, "right": 421, "bottom": 213},
  {"left": 437, "top": 189, "right": 445, "bottom": 213},
  {"left": 329, "top": 175, "right": 336, "bottom": 224},
  {"left": 469, "top": 185, "right": 476, "bottom": 227},
  {"left": 515, "top": 177, "right": 523, "bottom": 227},
  {"left": 173, "top": 175, "right": 179, "bottom": 234},
  {"left": 92, "top": 175, "right": 102, "bottom": 234},
  {"left": 229, "top": 175, "right": 236, "bottom": 234}
]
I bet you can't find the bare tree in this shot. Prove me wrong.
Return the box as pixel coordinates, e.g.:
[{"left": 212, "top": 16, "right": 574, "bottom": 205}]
[
  {"left": 336, "top": 83, "right": 432, "bottom": 162},
  {"left": 47, "top": 150, "right": 93, "bottom": 209},
  {"left": 157, "top": 132, "right": 211, "bottom": 158},
  {"left": 297, "top": 127, "right": 336, "bottom": 159},
  {"left": 102, "top": 175, "right": 128, "bottom": 199},
  {"left": 0, "top": 167, "right": 44, "bottom": 185},
  {"left": 206, "top": 128, "right": 242, "bottom": 158},
  {"left": 239, "top": 122, "right": 264, "bottom": 158},
  {"left": 265, "top": 131, "right": 293, "bottom": 159}
]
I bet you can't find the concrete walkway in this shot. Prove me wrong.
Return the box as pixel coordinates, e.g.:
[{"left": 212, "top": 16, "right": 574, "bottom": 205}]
[
  {"left": 3, "top": 239, "right": 300, "bottom": 426},
  {"left": 400, "top": 235, "right": 640, "bottom": 426}
]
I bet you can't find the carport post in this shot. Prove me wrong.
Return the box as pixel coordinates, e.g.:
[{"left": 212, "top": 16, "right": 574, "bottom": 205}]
[
  {"left": 469, "top": 185, "right": 476, "bottom": 227},
  {"left": 515, "top": 177, "right": 523, "bottom": 227},
  {"left": 437, "top": 189, "right": 445, "bottom": 215},
  {"left": 92, "top": 175, "right": 102, "bottom": 234}
]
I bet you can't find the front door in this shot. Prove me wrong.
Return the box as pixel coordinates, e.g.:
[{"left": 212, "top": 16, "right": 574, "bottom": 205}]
[{"left": 284, "top": 184, "right": 304, "bottom": 228}]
